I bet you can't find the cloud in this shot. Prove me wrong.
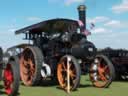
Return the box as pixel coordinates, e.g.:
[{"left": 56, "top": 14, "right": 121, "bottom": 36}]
[
  {"left": 65, "top": 0, "right": 85, "bottom": 5},
  {"left": 0, "top": 28, "right": 29, "bottom": 51},
  {"left": 66, "top": 0, "right": 85, "bottom": 5},
  {"left": 88, "top": 31, "right": 128, "bottom": 49},
  {"left": 91, "top": 27, "right": 111, "bottom": 34},
  {"left": 104, "top": 20, "right": 128, "bottom": 28},
  {"left": 48, "top": 0, "right": 85, "bottom": 6},
  {"left": 8, "top": 28, "right": 16, "bottom": 32},
  {"left": 104, "top": 20, "right": 121, "bottom": 27},
  {"left": 87, "top": 16, "right": 109, "bottom": 24},
  {"left": 27, "top": 17, "right": 41, "bottom": 22},
  {"left": 112, "top": 0, "right": 128, "bottom": 13}
]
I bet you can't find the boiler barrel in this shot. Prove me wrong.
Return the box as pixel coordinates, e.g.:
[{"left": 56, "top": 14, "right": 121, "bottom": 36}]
[{"left": 71, "top": 41, "right": 97, "bottom": 59}]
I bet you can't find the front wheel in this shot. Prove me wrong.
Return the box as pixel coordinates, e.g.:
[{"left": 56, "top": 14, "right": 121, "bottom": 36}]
[
  {"left": 89, "top": 54, "right": 115, "bottom": 88},
  {"left": 57, "top": 55, "right": 81, "bottom": 91}
]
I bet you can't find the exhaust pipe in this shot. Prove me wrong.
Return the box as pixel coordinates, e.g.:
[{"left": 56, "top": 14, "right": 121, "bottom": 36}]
[{"left": 77, "top": 5, "right": 86, "bottom": 32}]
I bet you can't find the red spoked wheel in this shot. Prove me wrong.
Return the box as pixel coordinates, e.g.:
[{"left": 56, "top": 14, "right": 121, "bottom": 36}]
[
  {"left": 4, "top": 64, "right": 13, "bottom": 95},
  {"left": 57, "top": 55, "right": 81, "bottom": 92},
  {"left": 20, "top": 46, "right": 43, "bottom": 86},
  {"left": 89, "top": 55, "right": 115, "bottom": 88},
  {"left": 0, "top": 47, "right": 3, "bottom": 80},
  {"left": 3, "top": 56, "right": 20, "bottom": 96}
]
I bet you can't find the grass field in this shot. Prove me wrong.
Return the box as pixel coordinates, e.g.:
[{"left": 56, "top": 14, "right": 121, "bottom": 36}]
[{"left": 0, "top": 75, "right": 128, "bottom": 96}]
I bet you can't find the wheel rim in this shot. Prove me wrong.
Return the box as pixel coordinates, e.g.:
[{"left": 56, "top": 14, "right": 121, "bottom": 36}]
[
  {"left": 90, "top": 57, "right": 110, "bottom": 87},
  {"left": 4, "top": 64, "right": 14, "bottom": 95},
  {"left": 20, "top": 48, "right": 36, "bottom": 86},
  {"left": 57, "top": 56, "right": 77, "bottom": 91}
]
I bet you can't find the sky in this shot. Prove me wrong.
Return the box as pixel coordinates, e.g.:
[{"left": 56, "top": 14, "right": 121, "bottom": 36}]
[{"left": 0, "top": 0, "right": 128, "bottom": 50}]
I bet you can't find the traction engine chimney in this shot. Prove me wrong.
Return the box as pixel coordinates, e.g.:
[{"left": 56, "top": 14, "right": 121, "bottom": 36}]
[{"left": 77, "top": 5, "right": 86, "bottom": 32}]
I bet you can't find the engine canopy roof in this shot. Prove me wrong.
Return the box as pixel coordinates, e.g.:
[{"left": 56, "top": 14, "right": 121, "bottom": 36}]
[{"left": 15, "top": 18, "right": 79, "bottom": 35}]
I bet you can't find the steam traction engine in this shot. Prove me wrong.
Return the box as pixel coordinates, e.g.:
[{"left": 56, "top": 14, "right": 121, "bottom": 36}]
[
  {"left": 0, "top": 47, "right": 20, "bottom": 96},
  {"left": 5, "top": 5, "right": 114, "bottom": 92},
  {"left": 16, "top": 18, "right": 96, "bottom": 91}
]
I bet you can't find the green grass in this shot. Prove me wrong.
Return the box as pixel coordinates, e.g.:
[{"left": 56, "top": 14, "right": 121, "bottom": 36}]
[{"left": 1, "top": 75, "right": 128, "bottom": 96}]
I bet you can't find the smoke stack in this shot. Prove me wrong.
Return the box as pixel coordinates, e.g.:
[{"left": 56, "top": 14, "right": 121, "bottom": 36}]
[{"left": 77, "top": 5, "right": 86, "bottom": 32}]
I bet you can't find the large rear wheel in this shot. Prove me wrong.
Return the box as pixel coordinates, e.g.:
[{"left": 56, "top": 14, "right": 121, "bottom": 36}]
[
  {"left": 57, "top": 55, "right": 81, "bottom": 91},
  {"left": 20, "top": 46, "right": 43, "bottom": 86},
  {"left": 89, "top": 54, "right": 115, "bottom": 88},
  {"left": 3, "top": 56, "right": 20, "bottom": 96}
]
